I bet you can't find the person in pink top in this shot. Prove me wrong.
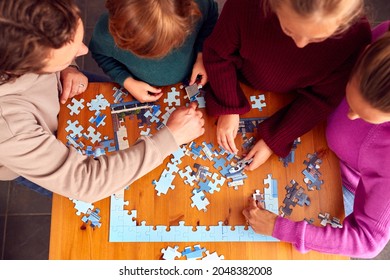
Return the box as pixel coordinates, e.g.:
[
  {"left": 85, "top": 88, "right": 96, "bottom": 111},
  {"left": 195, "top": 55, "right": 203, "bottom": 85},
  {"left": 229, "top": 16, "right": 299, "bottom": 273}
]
[{"left": 243, "top": 26, "right": 390, "bottom": 258}]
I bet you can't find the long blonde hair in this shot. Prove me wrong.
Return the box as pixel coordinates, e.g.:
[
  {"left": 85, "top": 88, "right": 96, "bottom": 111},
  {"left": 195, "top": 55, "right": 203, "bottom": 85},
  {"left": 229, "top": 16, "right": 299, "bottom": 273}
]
[
  {"left": 263, "top": 0, "right": 365, "bottom": 35},
  {"left": 106, "top": 0, "right": 201, "bottom": 59}
]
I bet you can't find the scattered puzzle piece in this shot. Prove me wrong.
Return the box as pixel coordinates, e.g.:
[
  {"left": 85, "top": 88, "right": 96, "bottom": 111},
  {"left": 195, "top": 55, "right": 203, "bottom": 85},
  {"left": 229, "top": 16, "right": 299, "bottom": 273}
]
[
  {"left": 82, "top": 208, "right": 102, "bottom": 228},
  {"left": 182, "top": 244, "right": 206, "bottom": 260},
  {"left": 250, "top": 94, "right": 266, "bottom": 111},
  {"left": 202, "top": 250, "right": 225, "bottom": 260},
  {"left": 191, "top": 189, "right": 210, "bottom": 212},
  {"left": 67, "top": 97, "right": 85, "bottom": 115},
  {"left": 161, "top": 245, "right": 182, "bottom": 260}
]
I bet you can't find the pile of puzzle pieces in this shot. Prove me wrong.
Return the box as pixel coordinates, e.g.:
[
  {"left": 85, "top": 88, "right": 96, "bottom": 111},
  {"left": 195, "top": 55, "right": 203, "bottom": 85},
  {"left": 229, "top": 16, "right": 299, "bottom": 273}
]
[{"left": 302, "top": 152, "right": 324, "bottom": 191}]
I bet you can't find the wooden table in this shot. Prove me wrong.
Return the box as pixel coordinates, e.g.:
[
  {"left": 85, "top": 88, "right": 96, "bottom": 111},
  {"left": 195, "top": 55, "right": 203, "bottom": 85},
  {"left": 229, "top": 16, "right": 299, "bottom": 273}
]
[{"left": 50, "top": 82, "right": 347, "bottom": 260}]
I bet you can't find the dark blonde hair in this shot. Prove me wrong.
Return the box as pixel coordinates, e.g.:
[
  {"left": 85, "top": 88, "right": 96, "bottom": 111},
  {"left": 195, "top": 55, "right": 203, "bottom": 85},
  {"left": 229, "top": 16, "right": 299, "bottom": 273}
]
[
  {"left": 264, "top": 0, "right": 365, "bottom": 35},
  {"left": 106, "top": 0, "right": 201, "bottom": 59},
  {"left": 352, "top": 32, "right": 390, "bottom": 112},
  {"left": 0, "top": 0, "right": 80, "bottom": 84}
]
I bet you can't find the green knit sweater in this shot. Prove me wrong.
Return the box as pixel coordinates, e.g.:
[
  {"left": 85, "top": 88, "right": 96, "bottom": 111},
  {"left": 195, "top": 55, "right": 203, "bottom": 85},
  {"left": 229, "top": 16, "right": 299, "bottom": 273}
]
[{"left": 89, "top": 0, "right": 218, "bottom": 87}]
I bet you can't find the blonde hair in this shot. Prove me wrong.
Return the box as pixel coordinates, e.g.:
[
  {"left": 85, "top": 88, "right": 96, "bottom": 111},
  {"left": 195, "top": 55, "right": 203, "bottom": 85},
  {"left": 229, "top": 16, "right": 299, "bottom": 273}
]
[
  {"left": 106, "top": 0, "right": 201, "bottom": 59},
  {"left": 352, "top": 32, "right": 390, "bottom": 112},
  {"left": 264, "top": 0, "right": 365, "bottom": 35}
]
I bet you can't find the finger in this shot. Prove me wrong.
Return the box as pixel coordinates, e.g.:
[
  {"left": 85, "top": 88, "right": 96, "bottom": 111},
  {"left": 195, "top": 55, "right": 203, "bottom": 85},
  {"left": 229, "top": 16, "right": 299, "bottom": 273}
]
[
  {"left": 248, "top": 197, "right": 258, "bottom": 208},
  {"left": 60, "top": 79, "right": 73, "bottom": 104},
  {"left": 247, "top": 157, "right": 261, "bottom": 171},
  {"left": 257, "top": 201, "right": 265, "bottom": 209},
  {"left": 146, "top": 85, "right": 162, "bottom": 95},
  {"left": 195, "top": 110, "right": 203, "bottom": 119},
  {"left": 75, "top": 82, "right": 87, "bottom": 95},
  {"left": 242, "top": 208, "right": 249, "bottom": 219},
  {"left": 199, "top": 74, "right": 207, "bottom": 86},
  {"left": 69, "top": 81, "right": 81, "bottom": 99},
  {"left": 78, "top": 79, "right": 88, "bottom": 93},
  {"left": 220, "top": 134, "right": 233, "bottom": 154},
  {"left": 145, "top": 92, "right": 163, "bottom": 102},
  {"left": 226, "top": 132, "right": 238, "bottom": 154},
  {"left": 199, "top": 117, "right": 205, "bottom": 127},
  {"left": 189, "top": 102, "right": 198, "bottom": 110},
  {"left": 189, "top": 71, "right": 198, "bottom": 85}
]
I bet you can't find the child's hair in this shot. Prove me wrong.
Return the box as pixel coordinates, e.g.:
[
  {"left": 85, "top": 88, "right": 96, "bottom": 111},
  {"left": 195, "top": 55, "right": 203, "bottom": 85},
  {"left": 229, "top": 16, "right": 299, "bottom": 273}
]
[
  {"left": 351, "top": 32, "right": 390, "bottom": 112},
  {"left": 263, "top": 0, "right": 365, "bottom": 35},
  {"left": 0, "top": 0, "right": 80, "bottom": 84},
  {"left": 106, "top": 0, "right": 201, "bottom": 59}
]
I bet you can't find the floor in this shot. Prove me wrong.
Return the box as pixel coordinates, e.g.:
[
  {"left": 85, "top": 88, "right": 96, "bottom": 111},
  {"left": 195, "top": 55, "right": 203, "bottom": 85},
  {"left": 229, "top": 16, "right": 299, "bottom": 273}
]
[{"left": 0, "top": 0, "right": 389, "bottom": 260}]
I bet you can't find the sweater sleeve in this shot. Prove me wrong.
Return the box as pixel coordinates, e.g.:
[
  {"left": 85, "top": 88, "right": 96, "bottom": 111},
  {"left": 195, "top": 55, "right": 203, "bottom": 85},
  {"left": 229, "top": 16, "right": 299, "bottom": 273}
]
[
  {"left": 203, "top": 0, "right": 251, "bottom": 116},
  {"left": 257, "top": 28, "right": 371, "bottom": 157},
  {"left": 273, "top": 125, "right": 390, "bottom": 258},
  {"left": 89, "top": 14, "right": 133, "bottom": 87},
  {"left": 0, "top": 111, "right": 179, "bottom": 203},
  {"left": 194, "top": 0, "right": 219, "bottom": 53}
]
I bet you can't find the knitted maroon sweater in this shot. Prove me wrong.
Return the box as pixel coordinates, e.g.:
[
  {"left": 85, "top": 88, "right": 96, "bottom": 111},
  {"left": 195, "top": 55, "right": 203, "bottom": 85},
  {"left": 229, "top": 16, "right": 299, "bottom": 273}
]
[{"left": 203, "top": 0, "right": 371, "bottom": 157}]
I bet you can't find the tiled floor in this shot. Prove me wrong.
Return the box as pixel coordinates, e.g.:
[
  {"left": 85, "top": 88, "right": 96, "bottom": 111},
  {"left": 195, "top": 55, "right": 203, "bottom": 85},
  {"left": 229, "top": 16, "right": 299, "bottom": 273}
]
[{"left": 0, "top": 0, "right": 389, "bottom": 260}]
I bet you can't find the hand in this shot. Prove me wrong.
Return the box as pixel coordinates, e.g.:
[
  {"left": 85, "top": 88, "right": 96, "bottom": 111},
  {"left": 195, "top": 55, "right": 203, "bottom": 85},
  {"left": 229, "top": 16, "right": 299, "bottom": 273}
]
[
  {"left": 242, "top": 197, "right": 277, "bottom": 236},
  {"left": 189, "top": 53, "right": 208, "bottom": 86},
  {"left": 124, "top": 77, "right": 163, "bottom": 102},
  {"left": 167, "top": 102, "right": 205, "bottom": 145},
  {"left": 217, "top": 114, "right": 239, "bottom": 154},
  {"left": 60, "top": 66, "right": 88, "bottom": 104},
  {"left": 244, "top": 139, "right": 273, "bottom": 170}
]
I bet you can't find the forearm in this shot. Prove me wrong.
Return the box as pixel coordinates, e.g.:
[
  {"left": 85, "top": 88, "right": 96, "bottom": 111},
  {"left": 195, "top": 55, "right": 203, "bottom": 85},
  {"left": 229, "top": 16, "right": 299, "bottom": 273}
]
[
  {"left": 2, "top": 126, "right": 178, "bottom": 203},
  {"left": 274, "top": 215, "right": 388, "bottom": 258},
  {"left": 257, "top": 90, "right": 340, "bottom": 157}
]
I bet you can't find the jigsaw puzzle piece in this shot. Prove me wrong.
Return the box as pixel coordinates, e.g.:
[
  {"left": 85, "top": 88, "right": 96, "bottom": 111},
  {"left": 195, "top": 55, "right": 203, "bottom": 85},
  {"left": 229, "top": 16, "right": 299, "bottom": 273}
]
[{"left": 161, "top": 245, "right": 182, "bottom": 260}]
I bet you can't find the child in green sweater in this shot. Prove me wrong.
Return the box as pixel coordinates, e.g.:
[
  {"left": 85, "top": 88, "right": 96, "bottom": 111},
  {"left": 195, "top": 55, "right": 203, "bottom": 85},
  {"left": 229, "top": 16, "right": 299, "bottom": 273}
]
[{"left": 89, "top": 0, "right": 218, "bottom": 103}]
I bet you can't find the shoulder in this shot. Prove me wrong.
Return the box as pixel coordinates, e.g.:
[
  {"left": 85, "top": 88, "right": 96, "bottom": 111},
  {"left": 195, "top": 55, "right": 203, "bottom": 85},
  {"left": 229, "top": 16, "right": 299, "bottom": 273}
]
[
  {"left": 345, "top": 18, "right": 372, "bottom": 42},
  {"left": 92, "top": 13, "right": 110, "bottom": 38},
  {"left": 194, "top": 0, "right": 218, "bottom": 18},
  {"left": 331, "top": 18, "right": 372, "bottom": 52},
  {"left": 217, "top": 0, "right": 266, "bottom": 23},
  {"left": 359, "top": 122, "right": 390, "bottom": 170},
  {"left": 90, "top": 13, "right": 116, "bottom": 48}
]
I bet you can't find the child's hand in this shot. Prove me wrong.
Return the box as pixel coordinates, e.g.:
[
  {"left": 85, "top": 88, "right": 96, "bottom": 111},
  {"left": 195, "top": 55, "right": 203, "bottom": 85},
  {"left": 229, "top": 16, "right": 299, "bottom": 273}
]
[
  {"left": 244, "top": 139, "right": 273, "bottom": 170},
  {"left": 190, "top": 53, "right": 208, "bottom": 86},
  {"left": 217, "top": 114, "right": 239, "bottom": 154},
  {"left": 60, "top": 66, "right": 88, "bottom": 104},
  {"left": 242, "top": 197, "right": 277, "bottom": 236},
  {"left": 124, "top": 77, "right": 163, "bottom": 102},
  {"left": 167, "top": 102, "right": 205, "bottom": 145}
]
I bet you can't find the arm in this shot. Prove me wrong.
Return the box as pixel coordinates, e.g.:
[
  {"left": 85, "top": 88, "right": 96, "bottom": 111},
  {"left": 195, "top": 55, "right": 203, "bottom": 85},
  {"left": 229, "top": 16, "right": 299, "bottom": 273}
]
[
  {"left": 203, "top": 0, "right": 251, "bottom": 116},
  {"left": 0, "top": 104, "right": 204, "bottom": 203},
  {"left": 59, "top": 63, "right": 88, "bottom": 104},
  {"left": 258, "top": 45, "right": 369, "bottom": 158},
  {"left": 273, "top": 125, "right": 390, "bottom": 258}
]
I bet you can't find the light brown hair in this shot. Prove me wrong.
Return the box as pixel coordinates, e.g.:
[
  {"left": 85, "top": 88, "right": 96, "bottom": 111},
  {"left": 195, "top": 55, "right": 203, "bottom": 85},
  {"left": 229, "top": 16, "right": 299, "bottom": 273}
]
[
  {"left": 352, "top": 32, "right": 390, "bottom": 112},
  {"left": 106, "top": 0, "right": 201, "bottom": 59},
  {"left": 263, "top": 0, "right": 365, "bottom": 35},
  {"left": 0, "top": 0, "right": 80, "bottom": 84}
]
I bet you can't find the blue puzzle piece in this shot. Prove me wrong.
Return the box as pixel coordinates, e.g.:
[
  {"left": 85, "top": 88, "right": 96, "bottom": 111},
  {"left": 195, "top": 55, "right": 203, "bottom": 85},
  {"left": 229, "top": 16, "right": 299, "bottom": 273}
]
[
  {"left": 182, "top": 244, "right": 206, "bottom": 260},
  {"left": 82, "top": 208, "right": 101, "bottom": 228}
]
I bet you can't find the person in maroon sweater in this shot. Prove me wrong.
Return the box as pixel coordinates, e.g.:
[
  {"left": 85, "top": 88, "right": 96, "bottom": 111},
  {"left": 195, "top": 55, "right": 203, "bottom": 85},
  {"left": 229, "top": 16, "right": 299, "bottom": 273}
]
[{"left": 203, "top": 0, "right": 371, "bottom": 170}]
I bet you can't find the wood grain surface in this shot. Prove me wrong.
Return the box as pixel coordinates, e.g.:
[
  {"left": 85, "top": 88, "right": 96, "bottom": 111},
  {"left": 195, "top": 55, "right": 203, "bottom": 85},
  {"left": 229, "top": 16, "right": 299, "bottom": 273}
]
[{"left": 50, "top": 82, "right": 347, "bottom": 260}]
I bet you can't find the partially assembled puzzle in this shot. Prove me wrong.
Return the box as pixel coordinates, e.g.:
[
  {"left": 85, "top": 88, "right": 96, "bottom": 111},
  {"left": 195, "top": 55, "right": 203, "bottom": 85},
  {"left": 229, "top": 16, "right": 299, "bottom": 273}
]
[{"left": 63, "top": 82, "right": 341, "bottom": 245}]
